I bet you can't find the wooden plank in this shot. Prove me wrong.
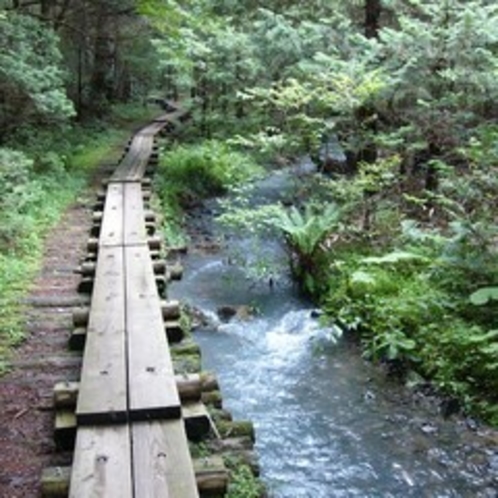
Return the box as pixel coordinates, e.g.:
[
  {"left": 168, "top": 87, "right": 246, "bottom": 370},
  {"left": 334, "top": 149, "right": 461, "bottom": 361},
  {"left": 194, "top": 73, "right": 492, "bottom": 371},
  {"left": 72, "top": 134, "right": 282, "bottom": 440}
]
[
  {"left": 125, "top": 246, "right": 181, "bottom": 421},
  {"left": 76, "top": 247, "right": 128, "bottom": 425},
  {"left": 111, "top": 140, "right": 140, "bottom": 181},
  {"left": 69, "top": 425, "right": 133, "bottom": 498},
  {"left": 110, "top": 116, "right": 176, "bottom": 182},
  {"left": 132, "top": 420, "right": 199, "bottom": 498},
  {"left": 129, "top": 135, "right": 154, "bottom": 181},
  {"left": 123, "top": 183, "right": 147, "bottom": 246},
  {"left": 99, "top": 184, "right": 124, "bottom": 247},
  {"left": 115, "top": 136, "right": 142, "bottom": 180},
  {"left": 112, "top": 133, "right": 154, "bottom": 182}
]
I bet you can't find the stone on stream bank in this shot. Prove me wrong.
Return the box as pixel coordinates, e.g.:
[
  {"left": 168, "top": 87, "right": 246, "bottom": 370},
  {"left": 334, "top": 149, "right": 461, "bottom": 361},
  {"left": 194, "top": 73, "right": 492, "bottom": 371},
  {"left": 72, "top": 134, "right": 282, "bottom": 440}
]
[{"left": 216, "top": 305, "right": 256, "bottom": 323}]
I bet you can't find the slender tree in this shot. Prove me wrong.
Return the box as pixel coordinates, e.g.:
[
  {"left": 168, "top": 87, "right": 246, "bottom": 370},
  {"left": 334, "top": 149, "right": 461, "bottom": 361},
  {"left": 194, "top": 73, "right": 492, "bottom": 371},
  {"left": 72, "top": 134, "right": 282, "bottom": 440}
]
[{"left": 365, "top": 0, "right": 382, "bottom": 38}]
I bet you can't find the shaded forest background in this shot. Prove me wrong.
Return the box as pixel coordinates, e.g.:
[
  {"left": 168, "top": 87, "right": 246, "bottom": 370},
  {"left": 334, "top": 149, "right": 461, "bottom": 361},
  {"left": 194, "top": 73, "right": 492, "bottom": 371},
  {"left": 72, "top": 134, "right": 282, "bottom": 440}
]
[{"left": 1, "top": 0, "right": 498, "bottom": 424}]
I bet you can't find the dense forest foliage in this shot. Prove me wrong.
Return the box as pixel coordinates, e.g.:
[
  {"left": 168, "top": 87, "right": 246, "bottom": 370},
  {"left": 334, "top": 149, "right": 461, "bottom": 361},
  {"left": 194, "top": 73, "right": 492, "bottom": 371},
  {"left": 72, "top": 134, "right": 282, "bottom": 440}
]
[{"left": 1, "top": 0, "right": 498, "bottom": 424}]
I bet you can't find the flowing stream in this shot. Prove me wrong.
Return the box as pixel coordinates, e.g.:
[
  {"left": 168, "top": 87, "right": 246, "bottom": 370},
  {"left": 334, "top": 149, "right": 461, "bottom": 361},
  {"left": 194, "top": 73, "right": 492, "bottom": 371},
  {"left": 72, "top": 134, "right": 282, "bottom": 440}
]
[{"left": 169, "top": 169, "right": 498, "bottom": 498}]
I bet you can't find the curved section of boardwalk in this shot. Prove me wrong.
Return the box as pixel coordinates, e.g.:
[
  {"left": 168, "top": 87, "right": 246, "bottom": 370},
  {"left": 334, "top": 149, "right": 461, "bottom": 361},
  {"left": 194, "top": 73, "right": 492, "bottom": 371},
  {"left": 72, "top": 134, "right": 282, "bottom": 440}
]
[{"left": 70, "top": 108, "right": 199, "bottom": 497}]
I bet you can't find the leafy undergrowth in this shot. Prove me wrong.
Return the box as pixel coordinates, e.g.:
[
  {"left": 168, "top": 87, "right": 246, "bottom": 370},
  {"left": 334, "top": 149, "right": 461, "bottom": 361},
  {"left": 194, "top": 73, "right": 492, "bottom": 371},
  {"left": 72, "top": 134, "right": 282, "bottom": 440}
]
[
  {"left": 0, "top": 154, "right": 83, "bottom": 374},
  {"left": 322, "top": 233, "right": 498, "bottom": 425},
  {"left": 227, "top": 465, "right": 265, "bottom": 498},
  {"left": 156, "top": 139, "right": 264, "bottom": 245}
]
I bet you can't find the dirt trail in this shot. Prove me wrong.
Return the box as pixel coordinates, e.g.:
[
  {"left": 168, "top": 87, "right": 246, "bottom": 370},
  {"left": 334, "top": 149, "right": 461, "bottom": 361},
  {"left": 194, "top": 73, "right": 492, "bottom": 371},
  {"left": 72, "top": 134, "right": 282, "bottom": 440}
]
[{"left": 0, "top": 192, "right": 93, "bottom": 497}]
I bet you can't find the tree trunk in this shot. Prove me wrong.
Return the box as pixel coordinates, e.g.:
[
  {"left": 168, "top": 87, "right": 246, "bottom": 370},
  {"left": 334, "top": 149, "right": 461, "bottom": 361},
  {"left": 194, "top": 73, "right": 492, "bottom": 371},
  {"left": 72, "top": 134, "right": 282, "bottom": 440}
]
[
  {"left": 425, "top": 142, "right": 440, "bottom": 192},
  {"left": 351, "top": 0, "right": 382, "bottom": 169},
  {"left": 365, "top": 0, "right": 382, "bottom": 39},
  {"left": 40, "top": 0, "right": 51, "bottom": 21},
  {"left": 88, "top": 6, "right": 114, "bottom": 117}
]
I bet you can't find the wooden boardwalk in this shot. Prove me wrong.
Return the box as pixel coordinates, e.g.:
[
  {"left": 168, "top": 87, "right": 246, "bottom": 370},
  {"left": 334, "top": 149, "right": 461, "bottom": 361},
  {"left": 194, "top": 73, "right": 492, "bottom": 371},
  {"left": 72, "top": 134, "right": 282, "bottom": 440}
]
[{"left": 69, "top": 109, "right": 199, "bottom": 497}]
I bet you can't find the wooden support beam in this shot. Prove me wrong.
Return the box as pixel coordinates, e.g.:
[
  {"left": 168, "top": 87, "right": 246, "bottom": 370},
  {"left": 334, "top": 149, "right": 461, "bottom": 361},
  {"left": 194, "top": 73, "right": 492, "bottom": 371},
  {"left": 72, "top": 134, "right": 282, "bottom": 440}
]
[
  {"left": 54, "top": 410, "right": 77, "bottom": 450},
  {"left": 165, "top": 320, "right": 185, "bottom": 343},
  {"left": 161, "top": 299, "right": 181, "bottom": 320},
  {"left": 77, "top": 277, "right": 93, "bottom": 295},
  {"left": 88, "top": 236, "right": 161, "bottom": 254},
  {"left": 54, "top": 401, "right": 213, "bottom": 450},
  {"left": 69, "top": 327, "right": 86, "bottom": 351},
  {"left": 193, "top": 456, "right": 229, "bottom": 496},
  {"left": 78, "top": 259, "right": 166, "bottom": 278},
  {"left": 69, "top": 298, "right": 181, "bottom": 350},
  {"left": 93, "top": 209, "right": 155, "bottom": 223},
  {"left": 182, "top": 402, "right": 211, "bottom": 441},
  {"left": 72, "top": 308, "right": 89, "bottom": 328},
  {"left": 53, "top": 381, "right": 79, "bottom": 408},
  {"left": 53, "top": 373, "right": 218, "bottom": 409},
  {"left": 42, "top": 457, "right": 227, "bottom": 497},
  {"left": 148, "top": 235, "right": 162, "bottom": 251}
]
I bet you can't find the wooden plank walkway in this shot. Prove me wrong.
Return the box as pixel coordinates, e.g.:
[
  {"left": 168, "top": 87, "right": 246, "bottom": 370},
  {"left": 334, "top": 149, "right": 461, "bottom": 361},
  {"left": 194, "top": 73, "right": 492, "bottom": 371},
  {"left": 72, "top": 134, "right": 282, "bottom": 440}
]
[{"left": 70, "top": 107, "right": 199, "bottom": 497}]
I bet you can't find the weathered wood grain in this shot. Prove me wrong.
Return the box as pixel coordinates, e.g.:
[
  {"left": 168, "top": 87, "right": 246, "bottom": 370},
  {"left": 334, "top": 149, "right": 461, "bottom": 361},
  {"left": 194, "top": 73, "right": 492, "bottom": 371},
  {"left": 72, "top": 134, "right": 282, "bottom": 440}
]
[
  {"left": 123, "top": 183, "right": 147, "bottom": 246},
  {"left": 132, "top": 420, "right": 199, "bottom": 498},
  {"left": 99, "top": 184, "right": 124, "bottom": 247},
  {"left": 76, "top": 247, "right": 127, "bottom": 425},
  {"left": 43, "top": 457, "right": 227, "bottom": 497},
  {"left": 69, "top": 425, "right": 133, "bottom": 498},
  {"left": 54, "top": 374, "right": 215, "bottom": 409},
  {"left": 111, "top": 133, "right": 152, "bottom": 182},
  {"left": 125, "top": 245, "right": 181, "bottom": 421}
]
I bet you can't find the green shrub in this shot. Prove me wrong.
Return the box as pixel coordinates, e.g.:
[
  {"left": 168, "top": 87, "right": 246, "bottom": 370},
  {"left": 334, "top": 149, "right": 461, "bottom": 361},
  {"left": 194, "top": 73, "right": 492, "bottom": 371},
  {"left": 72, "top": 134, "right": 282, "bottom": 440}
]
[
  {"left": 322, "top": 221, "right": 498, "bottom": 423},
  {"left": 156, "top": 140, "right": 263, "bottom": 244},
  {"left": 325, "top": 252, "right": 445, "bottom": 356},
  {"left": 160, "top": 140, "right": 263, "bottom": 199}
]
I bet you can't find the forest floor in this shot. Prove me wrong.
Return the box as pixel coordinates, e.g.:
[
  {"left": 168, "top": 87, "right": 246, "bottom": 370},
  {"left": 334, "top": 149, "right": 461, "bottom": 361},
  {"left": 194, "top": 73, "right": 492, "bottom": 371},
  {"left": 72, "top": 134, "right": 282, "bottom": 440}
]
[{"left": 0, "top": 181, "right": 97, "bottom": 497}]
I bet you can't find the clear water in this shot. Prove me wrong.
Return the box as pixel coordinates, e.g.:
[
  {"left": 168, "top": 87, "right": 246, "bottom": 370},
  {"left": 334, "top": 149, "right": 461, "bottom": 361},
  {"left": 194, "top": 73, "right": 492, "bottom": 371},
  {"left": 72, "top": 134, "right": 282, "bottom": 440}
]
[{"left": 169, "top": 171, "right": 498, "bottom": 497}]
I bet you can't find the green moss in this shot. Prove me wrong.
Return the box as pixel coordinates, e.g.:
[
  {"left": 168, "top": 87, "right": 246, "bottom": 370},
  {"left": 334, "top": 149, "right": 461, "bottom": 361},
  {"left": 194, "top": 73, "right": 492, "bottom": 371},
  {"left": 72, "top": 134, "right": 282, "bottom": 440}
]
[{"left": 226, "top": 465, "right": 264, "bottom": 498}]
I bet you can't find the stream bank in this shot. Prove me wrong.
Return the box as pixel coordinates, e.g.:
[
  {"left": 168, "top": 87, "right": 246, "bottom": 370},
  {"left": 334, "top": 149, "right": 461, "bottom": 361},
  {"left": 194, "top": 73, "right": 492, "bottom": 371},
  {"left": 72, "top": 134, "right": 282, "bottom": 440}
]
[{"left": 168, "top": 168, "right": 498, "bottom": 498}]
